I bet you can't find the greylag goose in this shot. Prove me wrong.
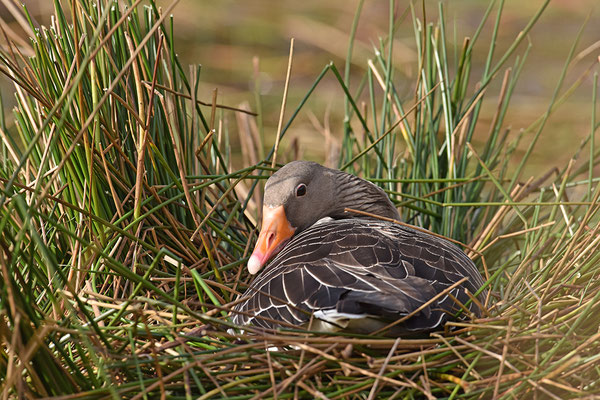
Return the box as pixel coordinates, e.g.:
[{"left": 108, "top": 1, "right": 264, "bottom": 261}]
[{"left": 232, "top": 161, "right": 486, "bottom": 335}]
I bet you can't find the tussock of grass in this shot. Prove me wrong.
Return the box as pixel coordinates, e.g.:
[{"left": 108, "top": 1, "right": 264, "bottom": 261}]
[{"left": 0, "top": 0, "right": 599, "bottom": 398}]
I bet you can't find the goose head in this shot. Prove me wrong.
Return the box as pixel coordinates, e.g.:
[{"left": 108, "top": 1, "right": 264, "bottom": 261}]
[{"left": 247, "top": 161, "right": 400, "bottom": 274}]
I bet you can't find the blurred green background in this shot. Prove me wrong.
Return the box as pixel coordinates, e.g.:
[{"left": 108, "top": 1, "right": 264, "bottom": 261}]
[{"left": 2, "top": 0, "right": 598, "bottom": 175}]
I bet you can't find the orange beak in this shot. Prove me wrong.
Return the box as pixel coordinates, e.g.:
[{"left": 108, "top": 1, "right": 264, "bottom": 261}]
[{"left": 247, "top": 205, "right": 296, "bottom": 274}]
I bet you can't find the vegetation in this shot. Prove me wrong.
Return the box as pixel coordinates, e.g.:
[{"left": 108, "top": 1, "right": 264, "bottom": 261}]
[{"left": 0, "top": 0, "right": 599, "bottom": 398}]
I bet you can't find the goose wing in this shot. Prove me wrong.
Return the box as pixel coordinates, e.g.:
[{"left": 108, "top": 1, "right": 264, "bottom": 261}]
[{"left": 232, "top": 219, "right": 485, "bottom": 334}]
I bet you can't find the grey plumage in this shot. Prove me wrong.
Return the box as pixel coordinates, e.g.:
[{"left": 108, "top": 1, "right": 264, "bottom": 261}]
[{"left": 233, "top": 161, "right": 486, "bottom": 336}]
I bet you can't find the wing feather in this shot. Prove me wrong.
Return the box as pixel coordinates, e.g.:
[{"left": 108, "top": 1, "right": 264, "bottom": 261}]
[{"left": 232, "top": 219, "right": 486, "bottom": 335}]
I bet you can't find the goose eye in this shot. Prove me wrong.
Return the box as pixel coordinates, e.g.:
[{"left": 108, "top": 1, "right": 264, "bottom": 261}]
[{"left": 295, "top": 183, "right": 307, "bottom": 197}]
